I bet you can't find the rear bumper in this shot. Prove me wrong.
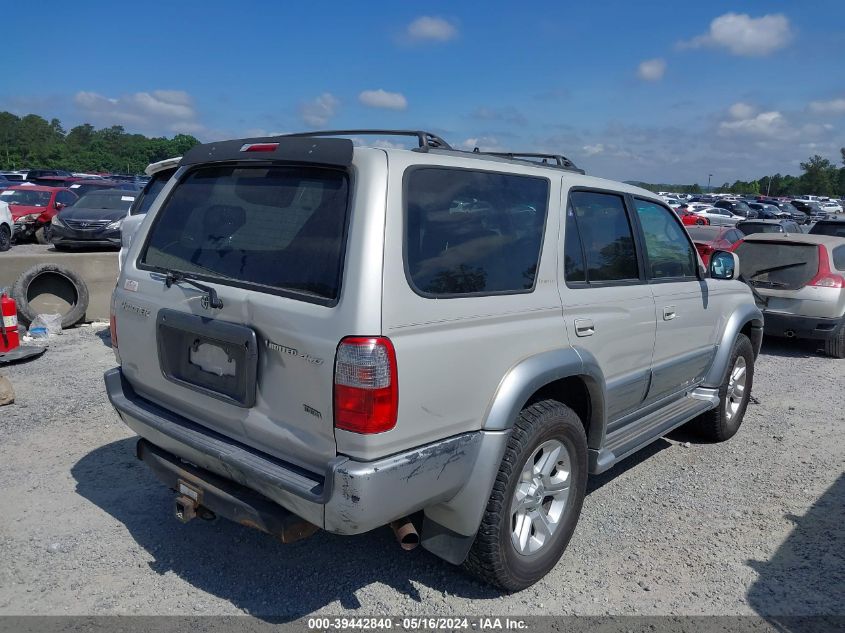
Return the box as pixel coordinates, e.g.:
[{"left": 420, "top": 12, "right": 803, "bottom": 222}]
[
  {"left": 763, "top": 312, "right": 842, "bottom": 341},
  {"left": 104, "top": 367, "right": 484, "bottom": 535}
]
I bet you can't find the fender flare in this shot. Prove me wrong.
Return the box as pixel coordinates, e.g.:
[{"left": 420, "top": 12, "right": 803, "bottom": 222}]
[
  {"left": 421, "top": 348, "right": 606, "bottom": 560},
  {"left": 702, "top": 303, "right": 764, "bottom": 388}
]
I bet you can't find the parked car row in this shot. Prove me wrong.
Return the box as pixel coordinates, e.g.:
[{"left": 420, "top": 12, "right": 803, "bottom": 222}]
[{"left": 0, "top": 167, "right": 148, "bottom": 249}]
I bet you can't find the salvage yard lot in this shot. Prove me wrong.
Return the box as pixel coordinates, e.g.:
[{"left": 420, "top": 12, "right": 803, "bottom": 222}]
[{"left": 0, "top": 326, "right": 842, "bottom": 618}]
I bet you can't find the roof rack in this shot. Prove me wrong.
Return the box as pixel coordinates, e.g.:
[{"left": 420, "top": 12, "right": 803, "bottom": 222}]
[
  {"left": 475, "top": 151, "right": 585, "bottom": 174},
  {"left": 282, "top": 130, "right": 452, "bottom": 151}
]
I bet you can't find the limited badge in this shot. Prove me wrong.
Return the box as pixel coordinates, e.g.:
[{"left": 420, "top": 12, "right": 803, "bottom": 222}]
[{"left": 124, "top": 279, "right": 139, "bottom": 292}]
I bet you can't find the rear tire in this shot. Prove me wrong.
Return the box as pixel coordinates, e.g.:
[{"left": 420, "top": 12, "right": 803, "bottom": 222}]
[
  {"left": 463, "top": 400, "right": 587, "bottom": 591},
  {"left": 35, "top": 225, "right": 51, "bottom": 245},
  {"left": 824, "top": 322, "right": 845, "bottom": 359},
  {"left": 687, "top": 334, "right": 754, "bottom": 441}
]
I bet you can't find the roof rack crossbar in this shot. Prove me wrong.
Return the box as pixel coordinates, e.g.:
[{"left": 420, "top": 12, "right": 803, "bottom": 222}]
[{"left": 282, "top": 130, "right": 452, "bottom": 151}]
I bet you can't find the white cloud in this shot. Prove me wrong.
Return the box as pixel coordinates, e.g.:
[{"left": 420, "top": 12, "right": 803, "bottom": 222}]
[
  {"left": 636, "top": 58, "right": 666, "bottom": 82},
  {"left": 582, "top": 144, "right": 605, "bottom": 156},
  {"left": 718, "top": 110, "right": 790, "bottom": 139},
  {"left": 299, "top": 93, "right": 339, "bottom": 127},
  {"left": 73, "top": 89, "right": 201, "bottom": 133},
  {"left": 678, "top": 13, "right": 792, "bottom": 57},
  {"left": 406, "top": 16, "right": 458, "bottom": 42},
  {"left": 358, "top": 89, "right": 408, "bottom": 111},
  {"left": 458, "top": 136, "right": 504, "bottom": 152},
  {"left": 809, "top": 98, "right": 845, "bottom": 115},
  {"left": 728, "top": 102, "right": 758, "bottom": 120}
]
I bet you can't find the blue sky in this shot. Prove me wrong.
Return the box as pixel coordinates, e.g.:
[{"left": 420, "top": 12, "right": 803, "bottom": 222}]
[{"left": 4, "top": 1, "right": 845, "bottom": 184}]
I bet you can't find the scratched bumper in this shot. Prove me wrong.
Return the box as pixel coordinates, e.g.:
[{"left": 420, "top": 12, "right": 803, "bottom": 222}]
[
  {"left": 325, "top": 432, "right": 483, "bottom": 534},
  {"left": 105, "top": 367, "right": 483, "bottom": 535}
]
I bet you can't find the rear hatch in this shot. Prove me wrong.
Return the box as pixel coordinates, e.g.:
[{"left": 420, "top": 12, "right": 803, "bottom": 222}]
[
  {"left": 735, "top": 240, "right": 820, "bottom": 313},
  {"left": 115, "top": 146, "right": 354, "bottom": 473}
]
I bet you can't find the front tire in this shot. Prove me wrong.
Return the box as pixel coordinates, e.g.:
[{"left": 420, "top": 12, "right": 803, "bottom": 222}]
[
  {"left": 463, "top": 400, "right": 587, "bottom": 591},
  {"left": 688, "top": 334, "right": 754, "bottom": 441}
]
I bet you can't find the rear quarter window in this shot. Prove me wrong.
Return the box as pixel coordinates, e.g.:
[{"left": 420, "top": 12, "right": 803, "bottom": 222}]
[{"left": 405, "top": 168, "right": 549, "bottom": 296}]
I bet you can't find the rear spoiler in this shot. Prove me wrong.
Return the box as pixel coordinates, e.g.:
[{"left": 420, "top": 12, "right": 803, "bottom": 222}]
[{"left": 179, "top": 136, "right": 353, "bottom": 168}]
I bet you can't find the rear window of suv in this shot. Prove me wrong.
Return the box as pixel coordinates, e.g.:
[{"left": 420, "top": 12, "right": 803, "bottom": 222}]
[
  {"left": 734, "top": 241, "right": 819, "bottom": 290},
  {"left": 405, "top": 168, "right": 549, "bottom": 296},
  {"left": 139, "top": 165, "right": 350, "bottom": 304}
]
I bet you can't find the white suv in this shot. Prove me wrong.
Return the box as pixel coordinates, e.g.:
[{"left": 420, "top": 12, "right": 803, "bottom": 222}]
[{"left": 106, "top": 130, "right": 763, "bottom": 590}]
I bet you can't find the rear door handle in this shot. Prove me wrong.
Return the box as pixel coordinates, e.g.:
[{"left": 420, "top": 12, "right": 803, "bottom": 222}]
[
  {"left": 663, "top": 306, "right": 676, "bottom": 321},
  {"left": 574, "top": 318, "right": 595, "bottom": 337}
]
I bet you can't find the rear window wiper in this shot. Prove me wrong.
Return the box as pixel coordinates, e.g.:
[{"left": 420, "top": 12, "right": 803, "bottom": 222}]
[
  {"left": 164, "top": 271, "right": 224, "bottom": 308},
  {"left": 749, "top": 262, "right": 806, "bottom": 279}
]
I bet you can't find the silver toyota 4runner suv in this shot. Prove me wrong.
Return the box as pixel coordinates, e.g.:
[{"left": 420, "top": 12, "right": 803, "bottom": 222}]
[{"left": 106, "top": 130, "right": 763, "bottom": 591}]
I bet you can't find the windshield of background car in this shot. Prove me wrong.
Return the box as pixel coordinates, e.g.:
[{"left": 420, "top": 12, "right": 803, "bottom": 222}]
[
  {"left": 75, "top": 190, "right": 136, "bottom": 210},
  {"left": 0, "top": 189, "right": 50, "bottom": 206},
  {"left": 405, "top": 168, "right": 549, "bottom": 296},
  {"left": 129, "top": 168, "right": 177, "bottom": 216},
  {"left": 140, "top": 164, "right": 350, "bottom": 304},
  {"left": 734, "top": 242, "right": 819, "bottom": 290}
]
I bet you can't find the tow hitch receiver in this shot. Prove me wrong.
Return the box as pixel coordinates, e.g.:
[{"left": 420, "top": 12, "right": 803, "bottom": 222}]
[
  {"left": 174, "top": 480, "right": 201, "bottom": 523},
  {"left": 138, "top": 439, "right": 319, "bottom": 543}
]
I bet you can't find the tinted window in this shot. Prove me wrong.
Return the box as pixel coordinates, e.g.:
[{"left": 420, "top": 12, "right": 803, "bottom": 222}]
[
  {"left": 735, "top": 242, "right": 819, "bottom": 290},
  {"left": 568, "top": 191, "right": 638, "bottom": 282},
  {"left": 141, "top": 165, "right": 350, "bottom": 304},
  {"left": 738, "top": 222, "right": 784, "bottom": 235},
  {"left": 809, "top": 222, "right": 845, "bottom": 238},
  {"left": 405, "top": 168, "right": 548, "bottom": 296},
  {"left": 131, "top": 168, "right": 178, "bottom": 216},
  {"left": 634, "top": 199, "right": 697, "bottom": 279},
  {"left": 833, "top": 245, "right": 845, "bottom": 271},
  {"left": 563, "top": 205, "right": 586, "bottom": 282}
]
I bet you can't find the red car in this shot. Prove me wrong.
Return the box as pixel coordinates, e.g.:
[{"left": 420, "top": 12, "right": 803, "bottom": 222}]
[
  {"left": 3, "top": 185, "right": 79, "bottom": 243},
  {"left": 685, "top": 225, "right": 745, "bottom": 265},
  {"left": 675, "top": 207, "right": 710, "bottom": 226}
]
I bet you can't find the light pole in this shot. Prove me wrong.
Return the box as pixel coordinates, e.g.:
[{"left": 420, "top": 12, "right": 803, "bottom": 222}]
[{"left": 707, "top": 173, "right": 713, "bottom": 192}]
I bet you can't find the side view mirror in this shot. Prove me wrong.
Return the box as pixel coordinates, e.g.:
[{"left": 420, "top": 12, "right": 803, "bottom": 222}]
[
  {"left": 710, "top": 250, "right": 740, "bottom": 280},
  {"left": 55, "top": 202, "right": 64, "bottom": 211}
]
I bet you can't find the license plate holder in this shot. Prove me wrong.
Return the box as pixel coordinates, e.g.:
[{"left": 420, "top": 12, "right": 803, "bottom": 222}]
[{"left": 156, "top": 309, "right": 258, "bottom": 408}]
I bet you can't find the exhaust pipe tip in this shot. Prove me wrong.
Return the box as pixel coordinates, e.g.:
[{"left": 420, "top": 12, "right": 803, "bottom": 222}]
[
  {"left": 784, "top": 330, "right": 796, "bottom": 338},
  {"left": 390, "top": 518, "right": 420, "bottom": 551}
]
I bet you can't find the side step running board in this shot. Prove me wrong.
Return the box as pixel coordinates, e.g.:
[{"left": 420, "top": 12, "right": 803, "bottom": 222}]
[{"left": 590, "top": 388, "right": 719, "bottom": 474}]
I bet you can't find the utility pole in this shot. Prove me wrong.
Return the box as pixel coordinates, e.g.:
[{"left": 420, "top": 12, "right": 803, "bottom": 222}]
[
  {"left": 707, "top": 174, "right": 713, "bottom": 192},
  {"left": 766, "top": 175, "right": 772, "bottom": 197}
]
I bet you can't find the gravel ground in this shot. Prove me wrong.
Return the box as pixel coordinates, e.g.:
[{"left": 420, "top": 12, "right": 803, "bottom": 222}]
[{"left": 0, "top": 326, "right": 842, "bottom": 618}]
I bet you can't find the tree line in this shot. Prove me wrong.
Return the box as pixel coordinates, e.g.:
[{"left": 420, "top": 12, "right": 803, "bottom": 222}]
[
  {"left": 0, "top": 112, "right": 200, "bottom": 174},
  {"left": 634, "top": 149, "right": 845, "bottom": 198}
]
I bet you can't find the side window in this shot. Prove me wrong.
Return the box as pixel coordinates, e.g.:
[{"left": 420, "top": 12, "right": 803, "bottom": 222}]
[
  {"left": 567, "top": 191, "right": 638, "bottom": 282},
  {"left": 405, "top": 168, "right": 549, "bottom": 296},
  {"left": 634, "top": 198, "right": 698, "bottom": 279},
  {"left": 56, "top": 191, "right": 77, "bottom": 205}
]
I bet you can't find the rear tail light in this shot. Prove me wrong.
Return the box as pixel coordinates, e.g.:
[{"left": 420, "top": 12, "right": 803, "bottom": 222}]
[
  {"left": 808, "top": 245, "right": 844, "bottom": 288},
  {"left": 240, "top": 142, "right": 279, "bottom": 152},
  {"left": 334, "top": 337, "right": 398, "bottom": 434},
  {"left": 109, "top": 302, "right": 118, "bottom": 349}
]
